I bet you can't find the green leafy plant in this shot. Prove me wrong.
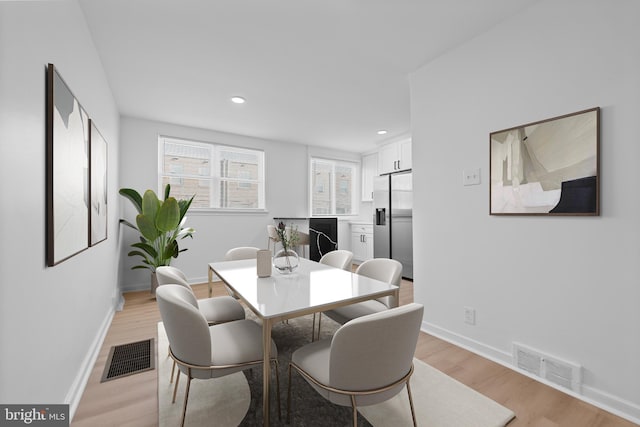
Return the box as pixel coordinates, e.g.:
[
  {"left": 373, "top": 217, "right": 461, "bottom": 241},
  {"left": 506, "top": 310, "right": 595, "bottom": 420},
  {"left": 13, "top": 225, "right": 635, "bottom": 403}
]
[
  {"left": 275, "top": 221, "right": 299, "bottom": 252},
  {"left": 119, "top": 184, "right": 195, "bottom": 272},
  {"left": 273, "top": 221, "right": 300, "bottom": 273}
]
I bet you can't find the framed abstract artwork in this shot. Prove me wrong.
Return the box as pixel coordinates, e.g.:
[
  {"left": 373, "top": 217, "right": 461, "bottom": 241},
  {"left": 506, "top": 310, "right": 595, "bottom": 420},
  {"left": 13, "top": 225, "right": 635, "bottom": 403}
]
[
  {"left": 89, "top": 119, "right": 108, "bottom": 246},
  {"left": 46, "top": 63, "right": 90, "bottom": 265},
  {"left": 490, "top": 107, "right": 600, "bottom": 216}
]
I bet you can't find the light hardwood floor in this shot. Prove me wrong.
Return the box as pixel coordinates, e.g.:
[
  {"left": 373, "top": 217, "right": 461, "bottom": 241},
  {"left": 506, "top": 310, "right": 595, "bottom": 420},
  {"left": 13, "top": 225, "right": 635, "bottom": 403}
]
[{"left": 72, "top": 278, "right": 636, "bottom": 427}]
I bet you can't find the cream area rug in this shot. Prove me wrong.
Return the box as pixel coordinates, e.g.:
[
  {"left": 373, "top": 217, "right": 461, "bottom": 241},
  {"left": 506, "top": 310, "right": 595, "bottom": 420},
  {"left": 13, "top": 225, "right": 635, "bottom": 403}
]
[
  {"left": 158, "top": 320, "right": 515, "bottom": 426},
  {"left": 359, "top": 360, "right": 515, "bottom": 427},
  {"left": 158, "top": 322, "right": 250, "bottom": 426}
]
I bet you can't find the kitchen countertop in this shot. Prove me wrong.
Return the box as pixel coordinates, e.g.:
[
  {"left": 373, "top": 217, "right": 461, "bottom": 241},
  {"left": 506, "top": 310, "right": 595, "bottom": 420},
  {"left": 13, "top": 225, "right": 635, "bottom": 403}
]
[
  {"left": 349, "top": 220, "right": 373, "bottom": 226},
  {"left": 273, "top": 217, "right": 310, "bottom": 220}
]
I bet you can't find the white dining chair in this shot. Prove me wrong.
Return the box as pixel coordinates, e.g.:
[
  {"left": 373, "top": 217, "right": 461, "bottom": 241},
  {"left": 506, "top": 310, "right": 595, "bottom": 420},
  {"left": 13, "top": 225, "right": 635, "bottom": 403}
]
[
  {"left": 319, "top": 249, "right": 354, "bottom": 271},
  {"left": 156, "top": 265, "right": 248, "bottom": 384},
  {"left": 223, "top": 246, "right": 260, "bottom": 261},
  {"left": 288, "top": 303, "right": 424, "bottom": 426},
  {"left": 222, "top": 246, "right": 260, "bottom": 298},
  {"left": 321, "top": 258, "right": 402, "bottom": 329},
  {"left": 294, "top": 230, "right": 310, "bottom": 258},
  {"left": 156, "top": 266, "right": 245, "bottom": 325},
  {"left": 311, "top": 250, "right": 354, "bottom": 340},
  {"left": 267, "top": 225, "right": 281, "bottom": 252},
  {"left": 157, "top": 285, "right": 281, "bottom": 427}
]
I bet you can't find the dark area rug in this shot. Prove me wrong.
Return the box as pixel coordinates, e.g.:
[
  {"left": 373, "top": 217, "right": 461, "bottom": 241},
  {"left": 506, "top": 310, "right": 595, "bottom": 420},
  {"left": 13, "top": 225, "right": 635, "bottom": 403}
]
[{"left": 239, "top": 311, "right": 373, "bottom": 427}]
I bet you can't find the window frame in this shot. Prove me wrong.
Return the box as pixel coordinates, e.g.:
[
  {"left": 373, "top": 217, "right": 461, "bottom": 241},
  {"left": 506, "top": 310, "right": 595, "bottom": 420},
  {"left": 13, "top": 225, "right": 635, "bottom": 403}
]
[
  {"left": 158, "top": 136, "right": 266, "bottom": 213},
  {"left": 309, "top": 156, "right": 359, "bottom": 217}
]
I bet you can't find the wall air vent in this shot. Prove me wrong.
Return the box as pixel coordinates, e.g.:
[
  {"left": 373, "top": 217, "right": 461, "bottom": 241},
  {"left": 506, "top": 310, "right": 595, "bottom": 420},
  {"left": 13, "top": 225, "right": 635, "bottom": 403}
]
[
  {"left": 514, "top": 345, "right": 542, "bottom": 376},
  {"left": 513, "top": 342, "right": 582, "bottom": 393}
]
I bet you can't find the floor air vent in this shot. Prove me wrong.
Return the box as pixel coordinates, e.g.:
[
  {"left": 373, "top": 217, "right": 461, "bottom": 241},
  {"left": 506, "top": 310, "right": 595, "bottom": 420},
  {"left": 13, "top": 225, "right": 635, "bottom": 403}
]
[
  {"left": 101, "top": 338, "right": 155, "bottom": 382},
  {"left": 513, "top": 342, "right": 582, "bottom": 392}
]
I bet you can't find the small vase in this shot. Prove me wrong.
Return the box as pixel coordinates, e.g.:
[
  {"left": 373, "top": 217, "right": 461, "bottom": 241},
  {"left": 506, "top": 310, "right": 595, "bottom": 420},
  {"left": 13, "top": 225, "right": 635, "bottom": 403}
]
[{"left": 273, "top": 248, "right": 299, "bottom": 274}]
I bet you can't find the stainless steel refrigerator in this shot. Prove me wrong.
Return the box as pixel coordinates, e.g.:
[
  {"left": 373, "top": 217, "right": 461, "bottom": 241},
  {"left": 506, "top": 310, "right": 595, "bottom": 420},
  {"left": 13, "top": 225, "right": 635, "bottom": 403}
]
[{"left": 373, "top": 171, "right": 413, "bottom": 280}]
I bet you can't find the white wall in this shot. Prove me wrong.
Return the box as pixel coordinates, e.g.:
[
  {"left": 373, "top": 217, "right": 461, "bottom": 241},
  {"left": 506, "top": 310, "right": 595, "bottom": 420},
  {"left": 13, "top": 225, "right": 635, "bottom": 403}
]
[
  {"left": 119, "top": 117, "right": 359, "bottom": 290},
  {"left": 0, "top": 0, "right": 120, "bottom": 417},
  {"left": 410, "top": 0, "right": 640, "bottom": 421}
]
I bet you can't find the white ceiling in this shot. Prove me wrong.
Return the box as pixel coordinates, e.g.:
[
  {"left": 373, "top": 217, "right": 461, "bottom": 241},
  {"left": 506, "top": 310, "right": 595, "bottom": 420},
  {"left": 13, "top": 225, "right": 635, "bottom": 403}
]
[{"left": 79, "top": 0, "right": 538, "bottom": 153}]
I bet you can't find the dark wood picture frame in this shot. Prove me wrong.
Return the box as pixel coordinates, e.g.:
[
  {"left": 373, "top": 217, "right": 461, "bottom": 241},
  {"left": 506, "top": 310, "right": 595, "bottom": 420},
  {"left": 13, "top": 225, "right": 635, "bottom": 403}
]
[
  {"left": 89, "top": 119, "right": 108, "bottom": 246},
  {"left": 489, "top": 107, "right": 600, "bottom": 216},
  {"left": 46, "top": 63, "right": 90, "bottom": 265}
]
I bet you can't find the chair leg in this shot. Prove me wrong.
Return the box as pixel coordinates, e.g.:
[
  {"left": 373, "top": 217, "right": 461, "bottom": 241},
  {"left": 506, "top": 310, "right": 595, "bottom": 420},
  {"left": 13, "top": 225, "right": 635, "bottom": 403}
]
[
  {"left": 180, "top": 368, "right": 192, "bottom": 427},
  {"left": 287, "top": 364, "right": 293, "bottom": 424},
  {"left": 170, "top": 360, "right": 176, "bottom": 383},
  {"left": 172, "top": 370, "right": 181, "bottom": 404},
  {"left": 350, "top": 395, "right": 358, "bottom": 427},
  {"left": 167, "top": 346, "right": 175, "bottom": 384},
  {"left": 406, "top": 381, "right": 417, "bottom": 427},
  {"left": 317, "top": 312, "right": 322, "bottom": 340},
  {"left": 273, "top": 359, "right": 282, "bottom": 421}
]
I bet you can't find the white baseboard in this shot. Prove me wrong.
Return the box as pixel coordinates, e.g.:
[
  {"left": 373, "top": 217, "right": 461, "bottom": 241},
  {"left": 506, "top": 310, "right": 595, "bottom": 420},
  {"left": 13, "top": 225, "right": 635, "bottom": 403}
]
[
  {"left": 121, "top": 276, "right": 210, "bottom": 293},
  {"left": 120, "top": 281, "right": 149, "bottom": 293},
  {"left": 421, "top": 321, "right": 640, "bottom": 425},
  {"left": 115, "top": 292, "right": 125, "bottom": 311},
  {"left": 421, "top": 321, "right": 512, "bottom": 363},
  {"left": 66, "top": 304, "right": 116, "bottom": 422},
  {"left": 580, "top": 384, "right": 640, "bottom": 424},
  {"left": 190, "top": 275, "right": 209, "bottom": 285}
]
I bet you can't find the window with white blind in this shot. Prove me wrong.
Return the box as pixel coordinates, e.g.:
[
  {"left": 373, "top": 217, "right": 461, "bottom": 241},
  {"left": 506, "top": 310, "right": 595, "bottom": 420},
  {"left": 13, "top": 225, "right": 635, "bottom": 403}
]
[
  {"left": 310, "top": 157, "right": 358, "bottom": 216},
  {"left": 159, "top": 137, "right": 265, "bottom": 210}
]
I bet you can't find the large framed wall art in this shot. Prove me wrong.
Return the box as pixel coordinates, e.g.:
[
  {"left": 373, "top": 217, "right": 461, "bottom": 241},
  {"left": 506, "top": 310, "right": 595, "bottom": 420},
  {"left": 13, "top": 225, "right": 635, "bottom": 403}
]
[
  {"left": 89, "top": 119, "right": 108, "bottom": 246},
  {"left": 46, "top": 63, "right": 90, "bottom": 265},
  {"left": 489, "top": 107, "right": 600, "bottom": 216}
]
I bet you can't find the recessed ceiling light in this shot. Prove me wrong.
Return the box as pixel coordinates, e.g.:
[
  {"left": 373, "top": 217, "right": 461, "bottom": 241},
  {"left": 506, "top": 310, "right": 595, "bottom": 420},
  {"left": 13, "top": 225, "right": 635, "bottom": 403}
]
[
  {"left": 231, "top": 96, "right": 246, "bottom": 104},
  {"left": 377, "top": 130, "right": 388, "bottom": 135}
]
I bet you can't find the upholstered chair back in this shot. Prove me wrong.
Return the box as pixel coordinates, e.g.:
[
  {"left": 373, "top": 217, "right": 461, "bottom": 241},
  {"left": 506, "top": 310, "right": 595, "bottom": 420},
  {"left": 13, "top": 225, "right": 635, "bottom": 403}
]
[
  {"left": 223, "top": 246, "right": 260, "bottom": 261},
  {"left": 319, "top": 250, "right": 354, "bottom": 271},
  {"left": 329, "top": 303, "right": 423, "bottom": 406},
  {"left": 156, "top": 285, "right": 212, "bottom": 379},
  {"left": 355, "top": 258, "right": 402, "bottom": 307},
  {"left": 156, "top": 266, "right": 191, "bottom": 289}
]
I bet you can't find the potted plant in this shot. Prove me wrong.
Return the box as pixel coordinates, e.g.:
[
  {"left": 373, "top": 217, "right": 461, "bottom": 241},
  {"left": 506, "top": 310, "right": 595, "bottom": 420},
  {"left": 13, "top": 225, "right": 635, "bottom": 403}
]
[
  {"left": 119, "top": 184, "right": 195, "bottom": 294},
  {"left": 273, "top": 221, "right": 300, "bottom": 273}
]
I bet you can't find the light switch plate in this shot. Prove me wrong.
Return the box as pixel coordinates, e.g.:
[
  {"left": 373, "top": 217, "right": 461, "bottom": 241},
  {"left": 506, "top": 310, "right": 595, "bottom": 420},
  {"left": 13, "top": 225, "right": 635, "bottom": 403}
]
[{"left": 463, "top": 168, "right": 481, "bottom": 186}]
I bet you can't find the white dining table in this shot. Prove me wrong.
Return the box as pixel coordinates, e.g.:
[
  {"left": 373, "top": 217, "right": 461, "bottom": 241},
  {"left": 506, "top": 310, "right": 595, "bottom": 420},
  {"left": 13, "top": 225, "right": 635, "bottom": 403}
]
[{"left": 208, "top": 257, "right": 400, "bottom": 427}]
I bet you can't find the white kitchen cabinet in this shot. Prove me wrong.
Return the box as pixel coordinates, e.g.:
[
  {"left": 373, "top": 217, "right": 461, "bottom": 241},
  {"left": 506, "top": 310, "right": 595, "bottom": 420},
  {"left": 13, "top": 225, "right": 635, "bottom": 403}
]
[
  {"left": 377, "top": 143, "right": 398, "bottom": 175},
  {"left": 399, "top": 138, "right": 412, "bottom": 170},
  {"left": 350, "top": 223, "right": 373, "bottom": 262},
  {"left": 378, "top": 138, "right": 412, "bottom": 174},
  {"left": 361, "top": 152, "right": 378, "bottom": 201}
]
